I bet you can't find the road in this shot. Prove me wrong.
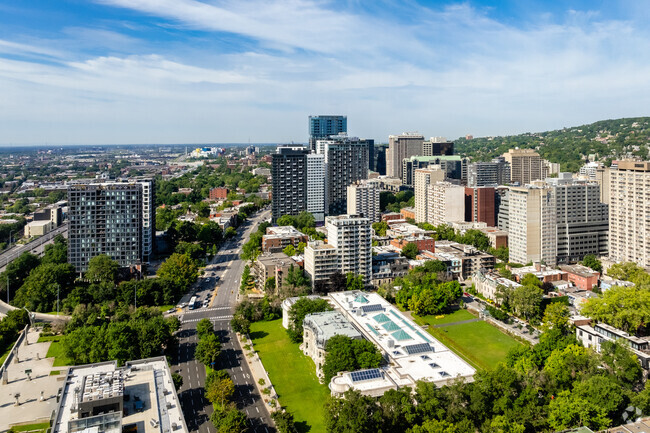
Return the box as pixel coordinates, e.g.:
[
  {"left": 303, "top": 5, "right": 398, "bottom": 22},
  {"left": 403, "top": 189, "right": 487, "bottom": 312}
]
[
  {"left": 0, "top": 223, "right": 68, "bottom": 272},
  {"left": 171, "top": 209, "right": 274, "bottom": 433}
]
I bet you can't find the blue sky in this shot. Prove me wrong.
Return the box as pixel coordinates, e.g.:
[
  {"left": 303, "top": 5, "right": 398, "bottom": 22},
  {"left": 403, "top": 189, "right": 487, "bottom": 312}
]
[{"left": 0, "top": 0, "right": 648, "bottom": 145}]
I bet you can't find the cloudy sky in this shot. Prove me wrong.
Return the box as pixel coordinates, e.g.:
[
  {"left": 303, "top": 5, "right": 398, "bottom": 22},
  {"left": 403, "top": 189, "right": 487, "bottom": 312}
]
[{"left": 0, "top": 0, "right": 649, "bottom": 145}]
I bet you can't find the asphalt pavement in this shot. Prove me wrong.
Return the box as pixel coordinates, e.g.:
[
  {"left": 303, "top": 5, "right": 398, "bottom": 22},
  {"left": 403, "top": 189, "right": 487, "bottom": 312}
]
[
  {"left": 0, "top": 223, "right": 68, "bottom": 272},
  {"left": 171, "top": 209, "right": 275, "bottom": 433}
]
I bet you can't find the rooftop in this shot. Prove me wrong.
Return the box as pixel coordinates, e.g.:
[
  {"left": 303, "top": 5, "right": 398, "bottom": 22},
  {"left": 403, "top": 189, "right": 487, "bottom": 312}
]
[
  {"left": 265, "top": 226, "right": 306, "bottom": 238},
  {"left": 303, "top": 311, "right": 363, "bottom": 349}
]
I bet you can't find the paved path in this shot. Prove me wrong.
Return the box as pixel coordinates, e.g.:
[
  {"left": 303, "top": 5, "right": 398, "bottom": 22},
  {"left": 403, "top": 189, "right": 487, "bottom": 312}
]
[{"left": 433, "top": 318, "right": 481, "bottom": 328}]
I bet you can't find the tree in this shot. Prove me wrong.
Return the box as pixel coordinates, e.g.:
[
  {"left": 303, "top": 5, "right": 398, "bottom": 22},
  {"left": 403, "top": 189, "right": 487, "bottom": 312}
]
[
  {"left": 372, "top": 221, "right": 389, "bottom": 237},
  {"left": 85, "top": 254, "right": 120, "bottom": 283},
  {"left": 581, "top": 254, "right": 602, "bottom": 273},
  {"left": 409, "top": 419, "right": 459, "bottom": 433},
  {"left": 329, "top": 272, "right": 347, "bottom": 291},
  {"left": 510, "top": 284, "right": 543, "bottom": 320},
  {"left": 272, "top": 411, "right": 298, "bottom": 433},
  {"left": 324, "top": 390, "right": 381, "bottom": 433},
  {"left": 225, "top": 226, "right": 237, "bottom": 238},
  {"left": 0, "top": 252, "right": 41, "bottom": 299},
  {"left": 547, "top": 389, "right": 611, "bottom": 431},
  {"left": 283, "top": 244, "right": 296, "bottom": 257},
  {"left": 172, "top": 373, "right": 183, "bottom": 391},
  {"left": 401, "top": 242, "right": 419, "bottom": 260},
  {"left": 264, "top": 277, "right": 276, "bottom": 293},
  {"left": 240, "top": 265, "right": 253, "bottom": 293},
  {"left": 581, "top": 285, "right": 650, "bottom": 332},
  {"left": 345, "top": 273, "right": 364, "bottom": 291},
  {"left": 287, "top": 297, "right": 332, "bottom": 343},
  {"left": 296, "top": 241, "right": 306, "bottom": 254},
  {"left": 157, "top": 253, "right": 198, "bottom": 294},
  {"left": 541, "top": 302, "right": 570, "bottom": 332},
  {"left": 230, "top": 314, "right": 251, "bottom": 334},
  {"left": 322, "top": 335, "right": 382, "bottom": 383},
  {"left": 195, "top": 333, "right": 221, "bottom": 366},
  {"left": 211, "top": 405, "right": 248, "bottom": 433},
  {"left": 284, "top": 264, "right": 308, "bottom": 291},
  {"left": 12, "top": 263, "right": 76, "bottom": 312},
  {"left": 519, "top": 273, "right": 542, "bottom": 288},
  {"left": 41, "top": 235, "right": 68, "bottom": 264},
  {"left": 206, "top": 369, "right": 235, "bottom": 408},
  {"left": 196, "top": 318, "right": 214, "bottom": 339},
  {"left": 276, "top": 215, "right": 296, "bottom": 227}
]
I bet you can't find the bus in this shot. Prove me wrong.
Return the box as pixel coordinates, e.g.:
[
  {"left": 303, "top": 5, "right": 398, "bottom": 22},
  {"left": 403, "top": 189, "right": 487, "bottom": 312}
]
[{"left": 188, "top": 296, "right": 198, "bottom": 310}]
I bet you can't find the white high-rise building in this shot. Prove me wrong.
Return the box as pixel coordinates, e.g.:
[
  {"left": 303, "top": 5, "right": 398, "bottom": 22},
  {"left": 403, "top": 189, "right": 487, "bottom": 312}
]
[
  {"left": 346, "top": 181, "right": 380, "bottom": 222},
  {"left": 609, "top": 161, "right": 650, "bottom": 268},
  {"left": 306, "top": 153, "right": 326, "bottom": 222},
  {"left": 414, "top": 167, "right": 445, "bottom": 223},
  {"left": 427, "top": 181, "right": 465, "bottom": 226},
  {"left": 326, "top": 215, "right": 372, "bottom": 285},
  {"left": 304, "top": 240, "right": 339, "bottom": 290}
]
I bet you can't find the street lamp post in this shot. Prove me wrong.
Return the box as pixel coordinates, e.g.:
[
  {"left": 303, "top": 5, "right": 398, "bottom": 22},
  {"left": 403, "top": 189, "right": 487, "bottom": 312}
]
[{"left": 56, "top": 283, "right": 60, "bottom": 316}]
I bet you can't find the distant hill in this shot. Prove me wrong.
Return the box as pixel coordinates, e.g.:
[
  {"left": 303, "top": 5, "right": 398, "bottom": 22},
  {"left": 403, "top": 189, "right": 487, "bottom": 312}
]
[{"left": 455, "top": 117, "right": 650, "bottom": 173}]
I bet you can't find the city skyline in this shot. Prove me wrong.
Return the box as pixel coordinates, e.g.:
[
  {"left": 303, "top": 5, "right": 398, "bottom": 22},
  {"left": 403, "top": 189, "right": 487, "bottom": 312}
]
[{"left": 1, "top": 1, "right": 649, "bottom": 144}]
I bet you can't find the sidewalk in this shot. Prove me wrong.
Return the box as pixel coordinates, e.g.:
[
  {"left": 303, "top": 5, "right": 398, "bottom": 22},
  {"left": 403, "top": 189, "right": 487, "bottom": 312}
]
[
  {"left": 0, "top": 328, "right": 67, "bottom": 432},
  {"left": 236, "top": 333, "right": 278, "bottom": 418}
]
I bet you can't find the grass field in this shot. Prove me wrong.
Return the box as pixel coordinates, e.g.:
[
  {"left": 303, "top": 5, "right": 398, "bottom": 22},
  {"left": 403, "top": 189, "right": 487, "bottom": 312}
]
[
  {"left": 427, "top": 320, "right": 523, "bottom": 370},
  {"left": 414, "top": 309, "right": 476, "bottom": 327},
  {"left": 45, "top": 339, "right": 72, "bottom": 367},
  {"left": 250, "top": 319, "right": 329, "bottom": 433},
  {"left": 8, "top": 422, "right": 50, "bottom": 433}
]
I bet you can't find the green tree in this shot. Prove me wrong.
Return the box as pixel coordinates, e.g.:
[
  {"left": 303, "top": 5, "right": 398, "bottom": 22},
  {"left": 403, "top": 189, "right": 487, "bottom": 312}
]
[
  {"left": 581, "top": 285, "right": 650, "bottom": 332},
  {"left": 41, "top": 235, "right": 68, "bottom": 264},
  {"left": 283, "top": 244, "right": 296, "bottom": 257},
  {"left": 345, "top": 273, "right": 364, "bottom": 291},
  {"left": 211, "top": 405, "right": 248, "bottom": 433},
  {"left": 195, "top": 333, "right": 221, "bottom": 366},
  {"left": 324, "top": 390, "right": 381, "bottom": 433},
  {"left": 547, "top": 389, "right": 611, "bottom": 431},
  {"left": 541, "top": 302, "right": 570, "bottom": 333},
  {"left": 206, "top": 369, "right": 235, "bottom": 408},
  {"left": 287, "top": 297, "right": 332, "bottom": 343},
  {"left": 284, "top": 264, "right": 308, "bottom": 291},
  {"left": 0, "top": 252, "right": 41, "bottom": 300},
  {"left": 172, "top": 373, "right": 183, "bottom": 391},
  {"left": 510, "top": 284, "right": 543, "bottom": 320},
  {"left": 372, "top": 221, "right": 389, "bottom": 237},
  {"left": 322, "top": 335, "right": 383, "bottom": 383},
  {"left": 12, "top": 263, "right": 76, "bottom": 312},
  {"left": 196, "top": 318, "right": 214, "bottom": 339},
  {"left": 157, "top": 253, "right": 198, "bottom": 294},
  {"left": 519, "top": 273, "right": 542, "bottom": 288},
  {"left": 85, "top": 254, "right": 120, "bottom": 283},
  {"left": 409, "top": 419, "right": 459, "bottom": 433},
  {"left": 581, "top": 254, "right": 602, "bottom": 273},
  {"left": 272, "top": 411, "right": 298, "bottom": 433},
  {"left": 296, "top": 241, "right": 306, "bottom": 254},
  {"left": 401, "top": 242, "right": 419, "bottom": 260},
  {"left": 240, "top": 265, "right": 253, "bottom": 293}
]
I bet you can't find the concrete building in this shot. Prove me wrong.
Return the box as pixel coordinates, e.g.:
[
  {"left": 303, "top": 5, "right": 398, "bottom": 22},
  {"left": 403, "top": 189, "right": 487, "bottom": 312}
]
[
  {"left": 306, "top": 153, "right": 326, "bottom": 222},
  {"left": 422, "top": 137, "right": 454, "bottom": 156},
  {"left": 464, "top": 186, "right": 496, "bottom": 227},
  {"left": 33, "top": 204, "right": 63, "bottom": 227},
  {"left": 271, "top": 146, "right": 308, "bottom": 223},
  {"left": 302, "top": 311, "right": 363, "bottom": 377},
  {"left": 473, "top": 269, "right": 522, "bottom": 301},
  {"left": 304, "top": 241, "right": 338, "bottom": 290},
  {"left": 371, "top": 143, "right": 388, "bottom": 175},
  {"left": 608, "top": 161, "right": 650, "bottom": 268},
  {"left": 261, "top": 226, "right": 309, "bottom": 253},
  {"left": 510, "top": 263, "right": 567, "bottom": 284},
  {"left": 253, "top": 252, "right": 300, "bottom": 294},
  {"left": 414, "top": 167, "right": 445, "bottom": 223},
  {"left": 68, "top": 179, "right": 154, "bottom": 272},
  {"left": 496, "top": 187, "right": 510, "bottom": 232},
  {"left": 387, "top": 133, "right": 423, "bottom": 179},
  {"left": 547, "top": 174, "right": 609, "bottom": 264},
  {"left": 434, "top": 241, "right": 496, "bottom": 279},
  {"left": 24, "top": 220, "right": 53, "bottom": 238},
  {"left": 595, "top": 165, "right": 611, "bottom": 205},
  {"left": 309, "top": 115, "right": 347, "bottom": 152},
  {"left": 559, "top": 264, "right": 600, "bottom": 291},
  {"left": 402, "top": 155, "right": 467, "bottom": 187},
  {"left": 209, "top": 187, "right": 228, "bottom": 200},
  {"left": 577, "top": 322, "right": 650, "bottom": 370},
  {"left": 52, "top": 357, "right": 188, "bottom": 433},
  {"left": 428, "top": 182, "right": 465, "bottom": 226},
  {"left": 467, "top": 157, "right": 511, "bottom": 187},
  {"left": 326, "top": 215, "right": 372, "bottom": 285},
  {"left": 503, "top": 148, "right": 544, "bottom": 185},
  {"left": 507, "top": 184, "right": 557, "bottom": 266},
  {"left": 328, "top": 291, "right": 475, "bottom": 397},
  {"left": 318, "top": 135, "right": 370, "bottom": 216},
  {"left": 347, "top": 181, "right": 380, "bottom": 222}
]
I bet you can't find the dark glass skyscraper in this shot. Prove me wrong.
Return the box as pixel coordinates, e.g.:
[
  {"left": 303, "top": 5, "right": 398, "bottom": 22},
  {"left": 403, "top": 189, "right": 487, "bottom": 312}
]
[
  {"left": 271, "top": 146, "right": 309, "bottom": 223},
  {"left": 309, "top": 115, "right": 347, "bottom": 152}
]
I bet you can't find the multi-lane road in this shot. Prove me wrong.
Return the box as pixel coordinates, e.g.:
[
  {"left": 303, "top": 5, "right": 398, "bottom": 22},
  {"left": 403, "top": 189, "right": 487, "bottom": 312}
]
[
  {"left": 0, "top": 223, "right": 68, "bottom": 272},
  {"left": 171, "top": 209, "right": 274, "bottom": 433}
]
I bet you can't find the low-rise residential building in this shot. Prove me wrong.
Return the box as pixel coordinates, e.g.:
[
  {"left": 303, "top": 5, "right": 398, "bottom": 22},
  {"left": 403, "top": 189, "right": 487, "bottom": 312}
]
[
  {"left": 577, "top": 322, "right": 650, "bottom": 370},
  {"left": 302, "top": 311, "right": 363, "bottom": 377},
  {"left": 473, "top": 269, "right": 522, "bottom": 301},
  {"left": 261, "top": 226, "right": 309, "bottom": 253},
  {"left": 253, "top": 252, "right": 300, "bottom": 294},
  {"left": 24, "top": 219, "right": 53, "bottom": 237},
  {"left": 389, "top": 236, "right": 435, "bottom": 253},
  {"left": 304, "top": 241, "right": 339, "bottom": 290},
  {"left": 209, "top": 187, "right": 228, "bottom": 200},
  {"left": 434, "top": 241, "right": 496, "bottom": 280},
  {"left": 52, "top": 357, "right": 188, "bottom": 433},
  {"left": 327, "top": 291, "right": 475, "bottom": 397},
  {"left": 371, "top": 247, "right": 409, "bottom": 286},
  {"left": 400, "top": 207, "right": 415, "bottom": 220},
  {"left": 385, "top": 221, "right": 431, "bottom": 238},
  {"left": 381, "top": 212, "right": 402, "bottom": 222},
  {"left": 510, "top": 263, "right": 568, "bottom": 284},
  {"left": 559, "top": 264, "right": 600, "bottom": 291}
]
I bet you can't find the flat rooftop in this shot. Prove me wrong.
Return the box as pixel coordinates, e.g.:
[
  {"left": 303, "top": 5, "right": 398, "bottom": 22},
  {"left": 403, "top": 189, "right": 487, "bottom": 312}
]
[
  {"left": 304, "top": 311, "right": 362, "bottom": 349},
  {"left": 53, "top": 357, "right": 188, "bottom": 433},
  {"left": 328, "top": 291, "right": 475, "bottom": 393}
]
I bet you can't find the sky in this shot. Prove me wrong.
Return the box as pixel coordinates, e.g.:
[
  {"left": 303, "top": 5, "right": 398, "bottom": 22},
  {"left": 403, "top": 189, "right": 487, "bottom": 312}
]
[{"left": 0, "top": 0, "right": 649, "bottom": 145}]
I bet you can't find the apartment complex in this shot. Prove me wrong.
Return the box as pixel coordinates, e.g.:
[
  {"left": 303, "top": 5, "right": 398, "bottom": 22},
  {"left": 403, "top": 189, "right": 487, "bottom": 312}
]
[
  {"left": 68, "top": 179, "right": 154, "bottom": 272},
  {"left": 318, "top": 135, "right": 370, "bottom": 215},
  {"left": 387, "top": 133, "right": 423, "bottom": 179},
  {"left": 209, "top": 187, "right": 228, "bottom": 200},
  {"left": 609, "top": 161, "right": 650, "bottom": 268},
  {"left": 271, "top": 146, "right": 308, "bottom": 223},
  {"left": 503, "top": 148, "right": 545, "bottom": 185},
  {"left": 304, "top": 240, "right": 338, "bottom": 289},
  {"left": 306, "top": 153, "right": 326, "bottom": 222},
  {"left": 414, "top": 168, "right": 444, "bottom": 223},
  {"left": 308, "top": 115, "right": 347, "bottom": 152},
  {"left": 464, "top": 186, "right": 496, "bottom": 227},
  {"left": 428, "top": 182, "right": 465, "bottom": 226},
  {"left": 326, "top": 215, "right": 372, "bottom": 284},
  {"left": 402, "top": 155, "right": 467, "bottom": 186},
  {"left": 467, "top": 157, "right": 511, "bottom": 187},
  {"left": 261, "top": 226, "right": 309, "bottom": 253},
  {"left": 422, "top": 137, "right": 454, "bottom": 156},
  {"left": 347, "top": 181, "right": 380, "bottom": 222}
]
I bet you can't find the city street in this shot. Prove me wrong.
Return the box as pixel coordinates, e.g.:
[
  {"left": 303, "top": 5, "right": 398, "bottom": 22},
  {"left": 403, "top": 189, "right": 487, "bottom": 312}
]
[
  {"left": 171, "top": 209, "right": 274, "bottom": 433},
  {"left": 0, "top": 223, "right": 68, "bottom": 272}
]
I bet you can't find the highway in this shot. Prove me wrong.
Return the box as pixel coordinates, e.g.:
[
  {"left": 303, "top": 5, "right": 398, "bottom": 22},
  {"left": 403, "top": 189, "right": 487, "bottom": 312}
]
[
  {"left": 171, "top": 209, "right": 274, "bottom": 433},
  {"left": 0, "top": 223, "right": 68, "bottom": 272}
]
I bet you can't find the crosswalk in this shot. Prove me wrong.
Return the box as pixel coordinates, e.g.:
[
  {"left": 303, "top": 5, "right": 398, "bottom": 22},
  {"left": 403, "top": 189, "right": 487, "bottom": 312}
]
[
  {"left": 182, "top": 315, "right": 234, "bottom": 323},
  {"left": 182, "top": 306, "right": 231, "bottom": 316}
]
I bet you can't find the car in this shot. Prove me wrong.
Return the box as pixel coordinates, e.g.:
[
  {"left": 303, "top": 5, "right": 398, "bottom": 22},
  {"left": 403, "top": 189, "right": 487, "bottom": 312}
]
[
  {"left": 214, "top": 276, "right": 220, "bottom": 281},
  {"left": 165, "top": 308, "right": 175, "bottom": 314}
]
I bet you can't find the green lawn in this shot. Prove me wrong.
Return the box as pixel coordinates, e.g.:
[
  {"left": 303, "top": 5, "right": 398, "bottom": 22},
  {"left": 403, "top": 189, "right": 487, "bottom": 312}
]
[
  {"left": 0, "top": 344, "right": 13, "bottom": 366},
  {"left": 250, "top": 319, "right": 329, "bottom": 433},
  {"left": 37, "top": 334, "right": 62, "bottom": 343},
  {"left": 427, "top": 320, "right": 524, "bottom": 371},
  {"left": 414, "top": 309, "right": 476, "bottom": 327},
  {"left": 8, "top": 422, "right": 50, "bottom": 433},
  {"left": 46, "top": 340, "right": 73, "bottom": 367}
]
